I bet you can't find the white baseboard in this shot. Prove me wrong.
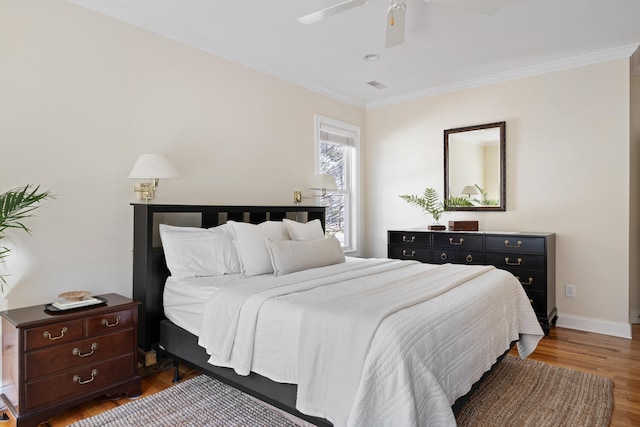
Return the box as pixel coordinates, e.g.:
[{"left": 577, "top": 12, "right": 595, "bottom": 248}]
[{"left": 555, "top": 313, "right": 632, "bottom": 339}]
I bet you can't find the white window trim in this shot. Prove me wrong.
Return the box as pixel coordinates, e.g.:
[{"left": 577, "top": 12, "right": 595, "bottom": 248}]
[{"left": 314, "top": 114, "right": 360, "bottom": 255}]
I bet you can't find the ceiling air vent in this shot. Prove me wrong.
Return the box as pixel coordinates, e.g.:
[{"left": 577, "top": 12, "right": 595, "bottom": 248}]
[{"left": 366, "top": 80, "right": 388, "bottom": 90}]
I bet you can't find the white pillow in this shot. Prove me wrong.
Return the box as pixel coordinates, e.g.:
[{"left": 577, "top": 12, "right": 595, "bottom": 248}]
[
  {"left": 284, "top": 218, "right": 325, "bottom": 241},
  {"left": 159, "top": 224, "right": 240, "bottom": 279},
  {"left": 265, "top": 237, "right": 345, "bottom": 276},
  {"left": 227, "top": 221, "right": 290, "bottom": 277}
]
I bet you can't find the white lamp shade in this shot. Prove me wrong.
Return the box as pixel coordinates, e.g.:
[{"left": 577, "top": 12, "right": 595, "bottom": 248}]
[
  {"left": 461, "top": 185, "right": 479, "bottom": 195},
  {"left": 128, "top": 154, "right": 181, "bottom": 179},
  {"left": 310, "top": 174, "right": 338, "bottom": 191}
]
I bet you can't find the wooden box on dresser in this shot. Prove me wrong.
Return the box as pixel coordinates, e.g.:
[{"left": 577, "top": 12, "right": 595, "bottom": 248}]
[
  {"left": 388, "top": 230, "right": 556, "bottom": 334},
  {"left": 0, "top": 293, "right": 141, "bottom": 427}
]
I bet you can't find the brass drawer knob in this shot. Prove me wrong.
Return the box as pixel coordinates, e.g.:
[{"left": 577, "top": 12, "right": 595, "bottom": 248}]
[
  {"left": 449, "top": 238, "right": 464, "bottom": 246},
  {"left": 466, "top": 254, "right": 473, "bottom": 263},
  {"left": 504, "top": 239, "right": 522, "bottom": 248},
  {"left": 101, "top": 316, "right": 121, "bottom": 328},
  {"left": 72, "top": 343, "right": 98, "bottom": 358},
  {"left": 73, "top": 369, "right": 98, "bottom": 385},
  {"left": 517, "top": 276, "right": 534, "bottom": 286},
  {"left": 43, "top": 327, "right": 68, "bottom": 341},
  {"left": 440, "top": 252, "right": 448, "bottom": 260}
]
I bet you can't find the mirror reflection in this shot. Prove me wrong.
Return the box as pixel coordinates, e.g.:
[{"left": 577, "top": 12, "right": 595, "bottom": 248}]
[{"left": 444, "top": 122, "right": 505, "bottom": 211}]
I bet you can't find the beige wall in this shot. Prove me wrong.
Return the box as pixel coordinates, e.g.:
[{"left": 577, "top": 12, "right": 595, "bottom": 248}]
[
  {"left": 1, "top": 0, "right": 637, "bottom": 338},
  {"left": 0, "top": 0, "right": 364, "bottom": 309},
  {"left": 365, "top": 60, "right": 633, "bottom": 336}
]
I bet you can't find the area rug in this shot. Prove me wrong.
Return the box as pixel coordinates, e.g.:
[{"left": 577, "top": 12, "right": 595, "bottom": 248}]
[
  {"left": 455, "top": 355, "right": 613, "bottom": 427},
  {"left": 70, "top": 355, "right": 613, "bottom": 427}
]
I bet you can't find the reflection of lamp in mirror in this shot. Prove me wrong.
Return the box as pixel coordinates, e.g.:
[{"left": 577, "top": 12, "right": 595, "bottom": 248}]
[
  {"left": 461, "top": 185, "right": 479, "bottom": 198},
  {"left": 129, "top": 154, "right": 181, "bottom": 202},
  {"left": 294, "top": 174, "right": 338, "bottom": 204}
]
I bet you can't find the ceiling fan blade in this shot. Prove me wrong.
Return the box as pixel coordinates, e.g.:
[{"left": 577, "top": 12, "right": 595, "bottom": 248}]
[
  {"left": 385, "top": 3, "right": 406, "bottom": 48},
  {"left": 297, "top": 0, "right": 371, "bottom": 25},
  {"left": 426, "top": 0, "right": 507, "bottom": 15}
]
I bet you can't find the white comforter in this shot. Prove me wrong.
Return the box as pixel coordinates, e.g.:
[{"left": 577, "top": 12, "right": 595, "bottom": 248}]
[{"left": 198, "top": 258, "right": 544, "bottom": 427}]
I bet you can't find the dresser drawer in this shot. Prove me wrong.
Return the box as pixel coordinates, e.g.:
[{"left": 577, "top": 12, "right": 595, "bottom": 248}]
[
  {"left": 485, "top": 235, "right": 545, "bottom": 254},
  {"left": 433, "top": 233, "right": 483, "bottom": 250},
  {"left": 388, "top": 246, "right": 430, "bottom": 262},
  {"left": 388, "top": 231, "right": 430, "bottom": 247},
  {"left": 24, "top": 353, "right": 135, "bottom": 411},
  {"left": 25, "top": 329, "right": 135, "bottom": 380},
  {"left": 485, "top": 253, "right": 545, "bottom": 270},
  {"left": 86, "top": 308, "right": 135, "bottom": 337},
  {"left": 25, "top": 319, "right": 84, "bottom": 351}
]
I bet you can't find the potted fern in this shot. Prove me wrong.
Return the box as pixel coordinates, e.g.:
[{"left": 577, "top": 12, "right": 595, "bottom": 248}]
[
  {"left": 399, "top": 187, "right": 446, "bottom": 230},
  {"left": 0, "top": 185, "right": 52, "bottom": 293}
]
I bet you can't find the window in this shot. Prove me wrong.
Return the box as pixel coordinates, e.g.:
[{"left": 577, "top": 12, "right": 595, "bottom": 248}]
[{"left": 315, "top": 115, "right": 359, "bottom": 253}]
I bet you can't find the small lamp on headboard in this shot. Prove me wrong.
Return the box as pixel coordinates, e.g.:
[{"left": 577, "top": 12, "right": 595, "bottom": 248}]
[
  {"left": 294, "top": 174, "right": 338, "bottom": 204},
  {"left": 128, "top": 154, "right": 180, "bottom": 202}
]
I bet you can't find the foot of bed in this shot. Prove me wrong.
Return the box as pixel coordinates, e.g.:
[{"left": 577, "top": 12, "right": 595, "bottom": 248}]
[{"left": 172, "top": 360, "right": 181, "bottom": 383}]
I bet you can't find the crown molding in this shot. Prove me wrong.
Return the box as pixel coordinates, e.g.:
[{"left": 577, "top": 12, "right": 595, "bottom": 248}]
[{"left": 367, "top": 43, "right": 640, "bottom": 109}]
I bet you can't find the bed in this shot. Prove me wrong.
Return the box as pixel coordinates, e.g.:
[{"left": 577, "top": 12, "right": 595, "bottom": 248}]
[{"left": 132, "top": 204, "right": 544, "bottom": 427}]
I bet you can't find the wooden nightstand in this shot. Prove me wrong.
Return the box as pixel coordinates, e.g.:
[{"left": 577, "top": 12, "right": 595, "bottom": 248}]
[{"left": 0, "top": 293, "right": 141, "bottom": 427}]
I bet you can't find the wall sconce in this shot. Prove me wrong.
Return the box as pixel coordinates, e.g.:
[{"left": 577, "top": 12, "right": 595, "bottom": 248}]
[
  {"left": 128, "top": 154, "right": 180, "bottom": 202},
  {"left": 294, "top": 174, "right": 338, "bottom": 204},
  {"left": 461, "top": 185, "right": 479, "bottom": 198}
]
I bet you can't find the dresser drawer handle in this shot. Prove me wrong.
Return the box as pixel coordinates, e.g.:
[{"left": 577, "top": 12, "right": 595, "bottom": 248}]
[
  {"left": 505, "top": 257, "right": 522, "bottom": 266},
  {"left": 402, "top": 249, "right": 415, "bottom": 257},
  {"left": 101, "top": 316, "right": 121, "bottom": 327},
  {"left": 504, "top": 239, "right": 522, "bottom": 248},
  {"left": 448, "top": 238, "right": 464, "bottom": 246},
  {"left": 72, "top": 343, "right": 98, "bottom": 358},
  {"left": 43, "top": 327, "right": 68, "bottom": 341},
  {"left": 465, "top": 254, "right": 473, "bottom": 263},
  {"left": 516, "top": 276, "right": 533, "bottom": 286},
  {"left": 440, "top": 252, "right": 448, "bottom": 260},
  {"left": 402, "top": 235, "right": 415, "bottom": 243},
  {"left": 516, "top": 276, "right": 534, "bottom": 286},
  {"left": 73, "top": 369, "right": 98, "bottom": 385}
]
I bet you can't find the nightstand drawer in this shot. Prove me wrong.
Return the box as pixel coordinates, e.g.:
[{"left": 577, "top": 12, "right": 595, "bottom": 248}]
[
  {"left": 485, "top": 235, "right": 545, "bottom": 254},
  {"left": 86, "top": 308, "right": 135, "bottom": 336},
  {"left": 24, "top": 353, "right": 135, "bottom": 411},
  {"left": 433, "top": 233, "right": 483, "bottom": 250},
  {"left": 25, "top": 329, "right": 135, "bottom": 380},
  {"left": 25, "top": 319, "right": 84, "bottom": 351}
]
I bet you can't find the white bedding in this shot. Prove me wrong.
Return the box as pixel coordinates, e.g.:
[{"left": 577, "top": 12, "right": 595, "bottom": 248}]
[{"left": 166, "top": 257, "right": 544, "bottom": 427}]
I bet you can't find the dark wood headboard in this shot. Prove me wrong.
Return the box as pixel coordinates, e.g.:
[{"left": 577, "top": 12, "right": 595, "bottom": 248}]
[{"left": 132, "top": 204, "right": 326, "bottom": 351}]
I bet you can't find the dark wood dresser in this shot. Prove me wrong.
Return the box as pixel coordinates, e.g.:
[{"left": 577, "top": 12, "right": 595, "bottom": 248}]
[
  {"left": 388, "top": 230, "right": 556, "bottom": 334},
  {"left": 0, "top": 293, "right": 141, "bottom": 427}
]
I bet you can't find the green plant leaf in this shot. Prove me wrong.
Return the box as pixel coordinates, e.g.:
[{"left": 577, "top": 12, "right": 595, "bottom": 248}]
[
  {"left": 0, "top": 185, "right": 53, "bottom": 293},
  {"left": 399, "top": 187, "right": 444, "bottom": 221}
]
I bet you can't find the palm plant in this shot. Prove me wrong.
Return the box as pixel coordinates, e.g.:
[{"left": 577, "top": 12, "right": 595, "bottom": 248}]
[{"left": 0, "top": 185, "right": 52, "bottom": 292}]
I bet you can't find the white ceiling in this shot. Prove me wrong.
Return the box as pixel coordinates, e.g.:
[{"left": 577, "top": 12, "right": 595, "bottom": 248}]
[{"left": 67, "top": 0, "right": 640, "bottom": 108}]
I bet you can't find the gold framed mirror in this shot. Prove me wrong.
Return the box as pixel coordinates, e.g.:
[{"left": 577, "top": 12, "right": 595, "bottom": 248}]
[{"left": 444, "top": 121, "right": 506, "bottom": 211}]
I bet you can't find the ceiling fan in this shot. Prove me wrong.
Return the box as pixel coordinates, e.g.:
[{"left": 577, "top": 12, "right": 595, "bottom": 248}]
[{"left": 297, "top": 0, "right": 507, "bottom": 48}]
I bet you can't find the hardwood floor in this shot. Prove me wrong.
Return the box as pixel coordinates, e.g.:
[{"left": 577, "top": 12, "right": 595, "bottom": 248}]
[{"left": 48, "top": 325, "right": 640, "bottom": 426}]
